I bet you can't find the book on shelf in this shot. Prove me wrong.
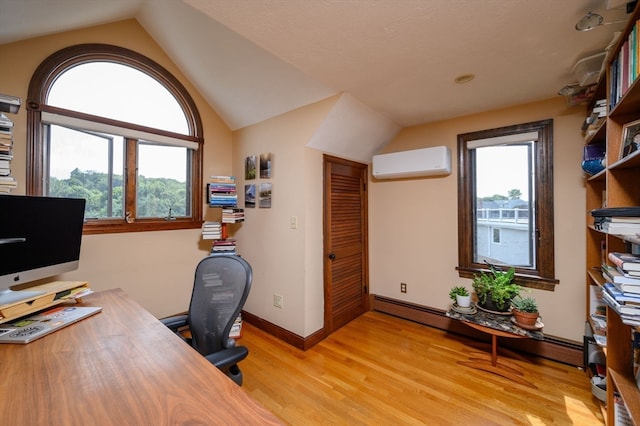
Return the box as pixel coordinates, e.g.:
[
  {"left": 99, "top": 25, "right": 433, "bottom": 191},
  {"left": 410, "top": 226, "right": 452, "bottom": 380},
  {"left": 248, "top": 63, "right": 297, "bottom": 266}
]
[
  {"left": 601, "top": 287, "right": 640, "bottom": 319},
  {"left": 229, "top": 314, "right": 243, "bottom": 338},
  {"left": 602, "top": 264, "right": 640, "bottom": 288},
  {"left": 590, "top": 284, "right": 607, "bottom": 318},
  {"left": 603, "top": 282, "right": 640, "bottom": 305},
  {"left": 614, "top": 391, "right": 633, "bottom": 426},
  {"left": 609, "top": 252, "right": 640, "bottom": 272},
  {"left": 590, "top": 313, "right": 607, "bottom": 336},
  {"left": 600, "top": 222, "right": 640, "bottom": 236},
  {"left": 209, "top": 175, "right": 236, "bottom": 183},
  {"left": 201, "top": 221, "right": 223, "bottom": 239},
  {"left": 633, "top": 329, "right": 640, "bottom": 378},
  {"left": 0, "top": 94, "right": 21, "bottom": 114},
  {"left": 222, "top": 208, "right": 244, "bottom": 223},
  {"left": 0, "top": 113, "right": 13, "bottom": 130}
]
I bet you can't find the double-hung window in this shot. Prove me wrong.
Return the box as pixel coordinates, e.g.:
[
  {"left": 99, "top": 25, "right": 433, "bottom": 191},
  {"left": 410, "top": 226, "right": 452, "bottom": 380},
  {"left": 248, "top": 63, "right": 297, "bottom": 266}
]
[{"left": 26, "top": 44, "right": 203, "bottom": 234}]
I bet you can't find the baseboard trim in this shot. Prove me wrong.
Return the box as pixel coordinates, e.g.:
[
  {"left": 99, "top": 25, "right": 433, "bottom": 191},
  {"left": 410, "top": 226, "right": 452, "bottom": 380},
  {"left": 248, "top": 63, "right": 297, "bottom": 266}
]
[
  {"left": 241, "top": 310, "right": 327, "bottom": 351},
  {"left": 370, "top": 295, "right": 584, "bottom": 367}
]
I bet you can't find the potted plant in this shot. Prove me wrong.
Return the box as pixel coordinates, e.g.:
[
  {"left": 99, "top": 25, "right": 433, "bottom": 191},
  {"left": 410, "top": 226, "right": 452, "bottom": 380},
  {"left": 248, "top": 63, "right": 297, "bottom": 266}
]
[
  {"left": 511, "top": 296, "right": 539, "bottom": 327},
  {"left": 471, "top": 265, "right": 520, "bottom": 312},
  {"left": 449, "top": 286, "right": 471, "bottom": 308}
]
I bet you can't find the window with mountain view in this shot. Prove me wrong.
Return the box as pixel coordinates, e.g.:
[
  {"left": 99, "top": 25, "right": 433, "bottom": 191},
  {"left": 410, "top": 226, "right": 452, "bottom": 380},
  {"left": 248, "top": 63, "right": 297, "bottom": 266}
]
[{"left": 26, "top": 44, "right": 204, "bottom": 234}]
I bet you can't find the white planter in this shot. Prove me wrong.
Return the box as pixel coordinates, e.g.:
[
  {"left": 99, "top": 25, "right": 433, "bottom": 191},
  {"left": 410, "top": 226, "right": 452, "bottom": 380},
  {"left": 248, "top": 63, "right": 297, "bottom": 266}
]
[{"left": 456, "top": 294, "right": 472, "bottom": 308}]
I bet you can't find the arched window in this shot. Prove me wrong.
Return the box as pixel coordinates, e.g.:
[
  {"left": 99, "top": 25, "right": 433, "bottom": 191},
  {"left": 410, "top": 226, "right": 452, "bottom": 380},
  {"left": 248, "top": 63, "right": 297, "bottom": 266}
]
[{"left": 27, "top": 44, "right": 203, "bottom": 234}]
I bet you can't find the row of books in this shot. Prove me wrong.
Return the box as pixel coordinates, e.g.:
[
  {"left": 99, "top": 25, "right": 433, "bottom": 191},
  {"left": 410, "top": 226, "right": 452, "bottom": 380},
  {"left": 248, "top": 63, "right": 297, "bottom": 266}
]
[
  {"left": 0, "top": 111, "right": 16, "bottom": 193},
  {"left": 202, "top": 221, "right": 223, "bottom": 240},
  {"left": 208, "top": 176, "right": 237, "bottom": 207},
  {"left": 210, "top": 239, "right": 236, "bottom": 256},
  {"left": 610, "top": 19, "right": 640, "bottom": 109},
  {"left": 222, "top": 208, "right": 244, "bottom": 223},
  {"left": 591, "top": 209, "right": 640, "bottom": 242}
]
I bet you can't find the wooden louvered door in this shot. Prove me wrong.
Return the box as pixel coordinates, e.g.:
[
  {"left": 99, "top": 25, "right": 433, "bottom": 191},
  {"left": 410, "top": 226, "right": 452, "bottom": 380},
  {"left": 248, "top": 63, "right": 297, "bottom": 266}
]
[{"left": 323, "top": 155, "right": 369, "bottom": 334}]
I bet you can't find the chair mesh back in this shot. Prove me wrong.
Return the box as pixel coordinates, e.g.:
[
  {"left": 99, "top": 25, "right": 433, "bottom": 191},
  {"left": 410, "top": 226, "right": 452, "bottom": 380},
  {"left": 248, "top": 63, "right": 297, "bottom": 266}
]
[{"left": 187, "top": 256, "right": 252, "bottom": 356}]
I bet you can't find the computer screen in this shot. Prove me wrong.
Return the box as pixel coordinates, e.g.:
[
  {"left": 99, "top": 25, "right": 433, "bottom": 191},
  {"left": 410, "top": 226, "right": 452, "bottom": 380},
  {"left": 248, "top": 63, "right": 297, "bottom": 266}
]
[{"left": 0, "top": 195, "right": 86, "bottom": 306}]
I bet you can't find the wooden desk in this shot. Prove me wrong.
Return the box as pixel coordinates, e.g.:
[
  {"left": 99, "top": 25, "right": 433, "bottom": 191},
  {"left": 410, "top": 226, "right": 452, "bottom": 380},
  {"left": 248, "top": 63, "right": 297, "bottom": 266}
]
[{"left": 0, "top": 288, "right": 281, "bottom": 425}]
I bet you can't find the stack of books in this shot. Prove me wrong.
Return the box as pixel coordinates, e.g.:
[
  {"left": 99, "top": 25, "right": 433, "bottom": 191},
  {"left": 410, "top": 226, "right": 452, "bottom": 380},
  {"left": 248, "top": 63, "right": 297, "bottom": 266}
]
[
  {"left": 207, "top": 176, "right": 237, "bottom": 207},
  {"left": 0, "top": 112, "right": 16, "bottom": 193},
  {"left": 222, "top": 207, "right": 244, "bottom": 223},
  {"left": 582, "top": 98, "right": 607, "bottom": 139},
  {"left": 229, "top": 313, "right": 243, "bottom": 338},
  {"left": 602, "top": 252, "right": 640, "bottom": 326},
  {"left": 591, "top": 207, "right": 640, "bottom": 242},
  {"left": 210, "top": 239, "right": 236, "bottom": 256},
  {"left": 201, "top": 221, "right": 222, "bottom": 240}
]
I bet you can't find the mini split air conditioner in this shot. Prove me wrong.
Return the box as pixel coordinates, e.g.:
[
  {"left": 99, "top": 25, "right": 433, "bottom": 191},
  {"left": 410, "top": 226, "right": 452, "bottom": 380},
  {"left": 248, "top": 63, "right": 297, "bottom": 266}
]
[{"left": 372, "top": 146, "right": 451, "bottom": 179}]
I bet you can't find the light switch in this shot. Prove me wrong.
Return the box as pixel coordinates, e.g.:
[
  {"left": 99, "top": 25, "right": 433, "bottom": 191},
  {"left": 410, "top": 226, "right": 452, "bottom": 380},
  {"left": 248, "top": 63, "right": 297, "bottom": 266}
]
[{"left": 290, "top": 216, "right": 297, "bottom": 229}]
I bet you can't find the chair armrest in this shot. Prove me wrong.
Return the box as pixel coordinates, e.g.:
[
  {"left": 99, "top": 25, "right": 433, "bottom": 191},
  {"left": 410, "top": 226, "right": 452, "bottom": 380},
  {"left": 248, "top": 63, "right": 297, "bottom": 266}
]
[
  {"left": 205, "top": 345, "right": 249, "bottom": 370},
  {"left": 160, "top": 314, "right": 188, "bottom": 331}
]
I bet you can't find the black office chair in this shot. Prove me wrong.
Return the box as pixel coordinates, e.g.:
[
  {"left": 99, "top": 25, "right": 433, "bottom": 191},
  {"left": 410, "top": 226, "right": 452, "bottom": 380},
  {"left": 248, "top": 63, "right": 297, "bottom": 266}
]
[{"left": 161, "top": 255, "right": 252, "bottom": 386}]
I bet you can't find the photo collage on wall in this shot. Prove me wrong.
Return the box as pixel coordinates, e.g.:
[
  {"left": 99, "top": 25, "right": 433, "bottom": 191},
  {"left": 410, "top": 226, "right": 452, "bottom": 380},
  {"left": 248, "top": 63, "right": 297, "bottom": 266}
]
[{"left": 244, "top": 153, "right": 272, "bottom": 208}]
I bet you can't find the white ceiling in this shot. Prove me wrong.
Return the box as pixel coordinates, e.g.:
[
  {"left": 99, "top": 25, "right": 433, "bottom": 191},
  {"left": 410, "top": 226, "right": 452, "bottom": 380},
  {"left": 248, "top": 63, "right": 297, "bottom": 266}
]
[{"left": 0, "top": 0, "right": 632, "bottom": 136}]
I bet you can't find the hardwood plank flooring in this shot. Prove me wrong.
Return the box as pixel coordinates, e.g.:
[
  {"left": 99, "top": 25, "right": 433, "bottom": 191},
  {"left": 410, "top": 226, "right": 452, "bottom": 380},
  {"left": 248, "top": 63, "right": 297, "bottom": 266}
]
[{"left": 241, "top": 311, "right": 604, "bottom": 425}]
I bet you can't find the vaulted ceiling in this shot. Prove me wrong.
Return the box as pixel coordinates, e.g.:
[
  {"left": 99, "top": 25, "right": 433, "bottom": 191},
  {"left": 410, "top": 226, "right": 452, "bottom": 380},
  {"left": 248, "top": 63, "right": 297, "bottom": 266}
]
[{"left": 0, "top": 0, "right": 632, "bottom": 160}]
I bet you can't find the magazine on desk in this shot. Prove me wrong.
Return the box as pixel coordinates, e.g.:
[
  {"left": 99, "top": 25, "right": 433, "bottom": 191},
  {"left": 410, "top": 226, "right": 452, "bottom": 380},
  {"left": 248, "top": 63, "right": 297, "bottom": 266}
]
[{"left": 0, "top": 305, "right": 102, "bottom": 344}]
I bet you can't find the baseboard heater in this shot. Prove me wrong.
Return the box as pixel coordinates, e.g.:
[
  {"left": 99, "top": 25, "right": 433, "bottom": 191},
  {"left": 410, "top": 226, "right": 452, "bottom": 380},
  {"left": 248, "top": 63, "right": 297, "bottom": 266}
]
[
  {"left": 370, "top": 295, "right": 583, "bottom": 367},
  {"left": 372, "top": 146, "right": 451, "bottom": 179}
]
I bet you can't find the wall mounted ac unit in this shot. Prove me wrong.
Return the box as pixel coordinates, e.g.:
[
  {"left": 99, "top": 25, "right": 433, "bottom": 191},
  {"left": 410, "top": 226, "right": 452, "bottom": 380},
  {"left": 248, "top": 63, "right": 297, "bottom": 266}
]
[{"left": 372, "top": 146, "right": 451, "bottom": 179}]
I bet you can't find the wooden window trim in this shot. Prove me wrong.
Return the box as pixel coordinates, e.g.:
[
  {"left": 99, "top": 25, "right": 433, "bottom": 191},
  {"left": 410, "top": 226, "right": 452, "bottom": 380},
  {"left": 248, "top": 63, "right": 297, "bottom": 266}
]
[
  {"left": 456, "top": 119, "right": 558, "bottom": 291},
  {"left": 26, "top": 44, "right": 204, "bottom": 234}
]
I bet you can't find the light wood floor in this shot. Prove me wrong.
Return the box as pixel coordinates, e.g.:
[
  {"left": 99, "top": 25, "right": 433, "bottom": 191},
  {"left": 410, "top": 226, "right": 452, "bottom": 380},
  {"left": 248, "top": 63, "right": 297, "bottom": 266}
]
[{"left": 240, "top": 311, "right": 604, "bottom": 425}]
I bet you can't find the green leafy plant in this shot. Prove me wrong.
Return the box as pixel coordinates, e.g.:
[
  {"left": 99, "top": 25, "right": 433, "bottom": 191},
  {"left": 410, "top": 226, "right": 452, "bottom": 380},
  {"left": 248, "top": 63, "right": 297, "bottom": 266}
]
[
  {"left": 472, "top": 265, "right": 520, "bottom": 311},
  {"left": 448, "top": 286, "right": 469, "bottom": 301},
  {"left": 511, "top": 296, "right": 538, "bottom": 313}
]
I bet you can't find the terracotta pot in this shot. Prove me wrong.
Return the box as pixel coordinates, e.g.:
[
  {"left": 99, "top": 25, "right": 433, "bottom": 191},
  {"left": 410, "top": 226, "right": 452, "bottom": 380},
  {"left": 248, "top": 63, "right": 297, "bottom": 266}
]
[{"left": 513, "top": 309, "right": 539, "bottom": 326}]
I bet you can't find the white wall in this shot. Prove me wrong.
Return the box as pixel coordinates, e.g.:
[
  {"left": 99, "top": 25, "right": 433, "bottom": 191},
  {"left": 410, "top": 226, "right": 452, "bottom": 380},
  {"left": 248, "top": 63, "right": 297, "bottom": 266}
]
[{"left": 232, "top": 97, "right": 337, "bottom": 337}]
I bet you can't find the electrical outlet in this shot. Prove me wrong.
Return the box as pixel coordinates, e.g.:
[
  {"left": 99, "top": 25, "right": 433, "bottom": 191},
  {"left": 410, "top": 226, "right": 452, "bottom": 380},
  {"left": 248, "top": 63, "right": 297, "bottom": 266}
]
[
  {"left": 273, "top": 293, "right": 283, "bottom": 309},
  {"left": 400, "top": 282, "right": 407, "bottom": 293}
]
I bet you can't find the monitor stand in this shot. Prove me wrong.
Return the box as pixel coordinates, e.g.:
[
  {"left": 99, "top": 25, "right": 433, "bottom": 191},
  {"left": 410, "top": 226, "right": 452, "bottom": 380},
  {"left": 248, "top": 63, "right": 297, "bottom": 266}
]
[{"left": 0, "top": 289, "right": 46, "bottom": 307}]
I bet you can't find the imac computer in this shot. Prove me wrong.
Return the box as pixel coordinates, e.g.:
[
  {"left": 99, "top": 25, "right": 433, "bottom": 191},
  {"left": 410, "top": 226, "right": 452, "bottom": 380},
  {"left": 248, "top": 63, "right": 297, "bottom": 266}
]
[{"left": 0, "top": 195, "right": 86, "bottom": 306}]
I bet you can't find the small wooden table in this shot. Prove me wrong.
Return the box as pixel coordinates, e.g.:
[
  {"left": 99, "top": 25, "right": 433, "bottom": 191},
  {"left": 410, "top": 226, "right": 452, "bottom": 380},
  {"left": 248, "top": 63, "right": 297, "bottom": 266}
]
[{"left": 447, "top": 307, "right": 543, "bottom": 389}]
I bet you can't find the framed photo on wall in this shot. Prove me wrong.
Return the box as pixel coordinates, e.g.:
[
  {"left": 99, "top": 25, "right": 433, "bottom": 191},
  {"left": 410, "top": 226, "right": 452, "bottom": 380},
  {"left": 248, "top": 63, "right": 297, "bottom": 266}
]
[
  {"left": 620, "top": 118, "right": 640, "bottom": 160},
  {"left": 245, "top": 155, "right": 257, "bottom": 180},
  {"left": 244, "top": 184, "right": 256, "bottom": 208},
  {"left": 259, "top": 183, "right": 272, "bottom": 208},
  {"left": 260, "top": 153, "right": 272, "bottom": 178}
]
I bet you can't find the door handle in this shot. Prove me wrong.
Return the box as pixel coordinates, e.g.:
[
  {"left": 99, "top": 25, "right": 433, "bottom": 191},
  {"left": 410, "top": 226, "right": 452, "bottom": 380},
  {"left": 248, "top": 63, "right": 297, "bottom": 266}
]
[{"left": 328, "top": 253, "right": 336, "bottom": 260}]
